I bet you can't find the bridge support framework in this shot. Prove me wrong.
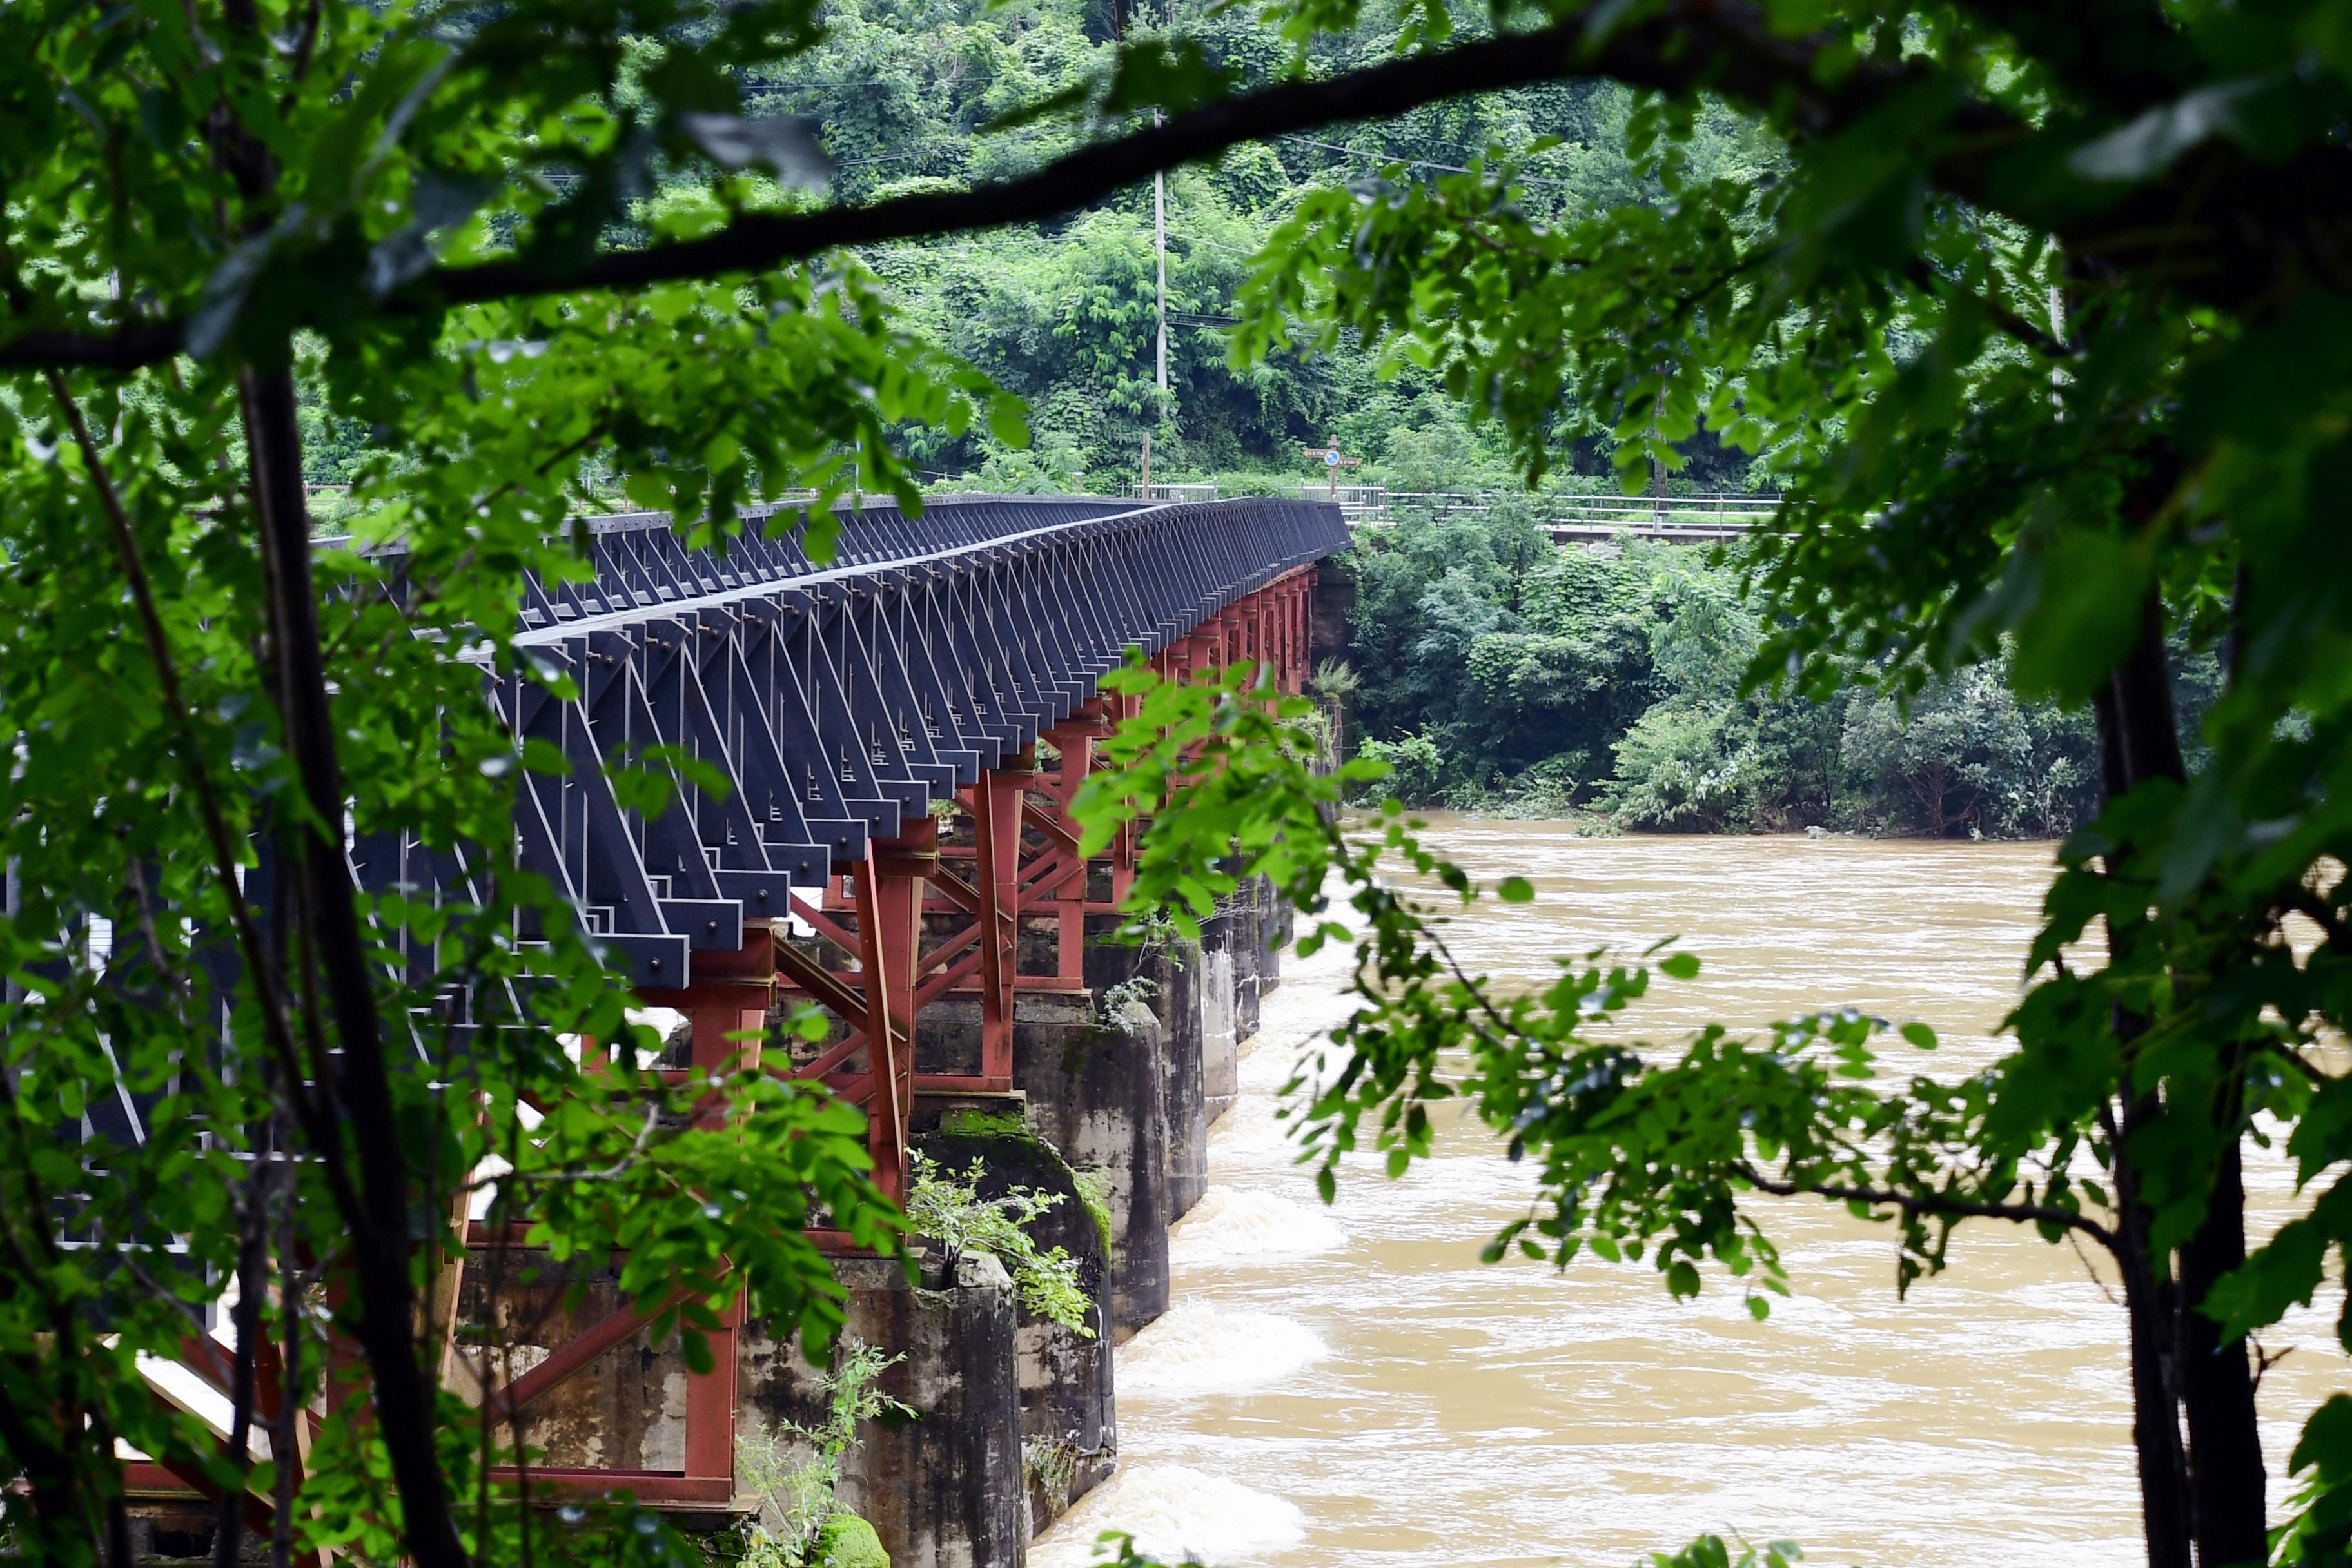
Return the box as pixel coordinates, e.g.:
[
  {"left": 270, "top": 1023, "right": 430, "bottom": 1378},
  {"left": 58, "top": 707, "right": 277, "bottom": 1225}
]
[
  {"left": 118, "top": 495, "right": 1341, "bottom": 1550},
  {"left": 479, "top": 560, "right": 1318, "bottom": 1514}
]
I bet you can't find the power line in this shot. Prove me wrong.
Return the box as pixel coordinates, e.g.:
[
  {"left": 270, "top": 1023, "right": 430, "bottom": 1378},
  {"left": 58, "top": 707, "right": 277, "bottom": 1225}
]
[{"left": 1274, "top": 133, "right": 1574, "bottom": 190}]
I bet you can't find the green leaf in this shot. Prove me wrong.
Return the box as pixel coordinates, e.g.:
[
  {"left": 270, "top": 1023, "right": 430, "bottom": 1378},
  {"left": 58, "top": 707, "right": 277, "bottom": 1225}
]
[
  {"left": 2010, "top": 528, "right": 2153, "bottom": 700},
  {"left": 1496, "top": 875, "right": 1535, "bottom": 903},
  {"left": 1658, "top": 952, "right": 1701, "bottom": 981}
]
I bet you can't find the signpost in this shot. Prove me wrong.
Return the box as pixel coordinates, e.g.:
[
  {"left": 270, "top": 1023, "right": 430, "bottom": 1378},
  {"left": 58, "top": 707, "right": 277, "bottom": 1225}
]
[{"left": 1303, "top": 442, "right": 1360, "bottom": 499}]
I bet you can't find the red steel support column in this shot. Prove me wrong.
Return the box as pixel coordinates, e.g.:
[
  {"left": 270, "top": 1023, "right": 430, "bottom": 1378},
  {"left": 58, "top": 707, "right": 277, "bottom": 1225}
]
[
  {"left": 852, "top": 827, "right": 926, "bottom": 1204},
  {"left": 1106, "top": 689, "right": 1139, "bottom": 905},
  {"left": 1284, "top": 578, "right": 1302, "bottom": 689},
  {"left": 638, "top": 931, "right": 775, "bottom": 1493},
  {"left": 1299, "top": 573, "right": 1312, "bottom": 687},
  {"left": 968, "top": 769, "right": 1023, "bottom": 1085},
  {"left": 1048, "top": 725, "right": 1095, "bottom": 988}
]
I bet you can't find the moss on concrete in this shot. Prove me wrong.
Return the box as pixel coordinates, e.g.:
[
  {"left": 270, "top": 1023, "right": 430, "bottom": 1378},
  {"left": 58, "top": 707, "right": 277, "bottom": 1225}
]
[
  {"left": 928, "top": 1106, "right": 1112, "bottom": 1274},
  {"left": 935, "top": 1108, "right": 1031, "bottom": 1144},
  {"left": 1068, "top": 1168, "right": 1114, "bottom": 1258},
  {"left": 813, "top": 1513, "right": 888, "bottom": 1568}
]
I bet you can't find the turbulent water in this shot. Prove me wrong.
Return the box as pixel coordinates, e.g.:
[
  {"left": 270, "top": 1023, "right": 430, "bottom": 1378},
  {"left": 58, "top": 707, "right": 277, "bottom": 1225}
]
[{"left": 1031, "top": 823, "right": 2345, "bottom": 1568}]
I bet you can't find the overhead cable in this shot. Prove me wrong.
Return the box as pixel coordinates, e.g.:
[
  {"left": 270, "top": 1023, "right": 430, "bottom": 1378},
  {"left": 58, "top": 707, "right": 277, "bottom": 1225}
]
[{"left": 1273, "top": 133, "right": 1573, "bottom": 188}]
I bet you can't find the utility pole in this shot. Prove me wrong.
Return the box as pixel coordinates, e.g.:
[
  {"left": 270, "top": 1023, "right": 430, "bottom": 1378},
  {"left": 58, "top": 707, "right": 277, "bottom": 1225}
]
[
  {"left": 1153, "top": 120, "right": 1168, "bottom": 397},
  {"left": 1153, "top": 0, "right": 1169, "bottom": 398}
]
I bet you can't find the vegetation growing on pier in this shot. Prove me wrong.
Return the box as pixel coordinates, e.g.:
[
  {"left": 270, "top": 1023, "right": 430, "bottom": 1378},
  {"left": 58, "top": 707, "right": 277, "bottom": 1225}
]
[
  {"left": 740, "top": 1346, "right": 911, "bottom": 1568},
  {"left": 906, "top": 1153, "right": 1098, "bottom": 1335}
]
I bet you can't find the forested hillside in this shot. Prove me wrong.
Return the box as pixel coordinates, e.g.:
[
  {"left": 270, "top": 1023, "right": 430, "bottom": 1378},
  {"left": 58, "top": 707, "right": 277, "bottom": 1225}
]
[
  {"left": 740, "top": 0, "right": 1775, "bottom": 493},
  {"left": 718, "top": 0, "right": 2145, "bottom": 839},
  {"left": 1334, "top": 505, "right": 2227, "bottom": 838}
]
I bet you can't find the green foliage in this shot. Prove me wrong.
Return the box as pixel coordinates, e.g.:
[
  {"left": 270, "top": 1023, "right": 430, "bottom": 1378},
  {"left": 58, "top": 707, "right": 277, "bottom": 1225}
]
[
  {"left": 770, "top": 2, "right": 1752, "bottom": 491},
  {"left": 904, "top": 1153, "right": 1097, "bottom": 1335},
  {"left": 1647, "top": 1537, "right": 1802, "bottom": 1568},
  {"left": 1356, "top": 730, "right": 1449, "bottom": 807},
  {"left": 739, "top": 1344, "right": 912, "bottom": 1568},
  {"left": 812, "top": 1514, "right": 890, "bottom": 1568},
  {"left": 1839, "top": 663, "right": 2097, "bottom": 838},
  {"left": 1338, "top": 513, "right": 2097, "bottom": 834}
]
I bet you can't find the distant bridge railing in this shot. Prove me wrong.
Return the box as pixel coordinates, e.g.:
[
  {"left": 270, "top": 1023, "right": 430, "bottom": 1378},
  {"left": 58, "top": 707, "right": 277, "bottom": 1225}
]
[{"left": 1297, "top": 484, "right": 1781, "bottom": 541}]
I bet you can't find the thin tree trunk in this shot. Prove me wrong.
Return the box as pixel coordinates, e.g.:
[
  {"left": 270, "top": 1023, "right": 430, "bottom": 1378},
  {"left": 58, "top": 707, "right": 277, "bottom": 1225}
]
[
  {"left": 2179, "top": 1127, "right": 2267, "bottom": 1565},
  {"left": 271, "top": 1127, "right": 300, "bottom": 1568},
  {"left": 2106, "top": 1093, "right": 2194, "bottom": 1568},
  {"left": 2093, "top": 589, "right": 2195, "bottom": 1568},
  {"left": 239, "top": 363, "right": 467, "bottom": 1568},
  {"left": 212, "top": 1142, "right": 270, "bottom": 1568},
  {"left": 2177, "top": 563, "right": 2269, "bottom": 1567}
]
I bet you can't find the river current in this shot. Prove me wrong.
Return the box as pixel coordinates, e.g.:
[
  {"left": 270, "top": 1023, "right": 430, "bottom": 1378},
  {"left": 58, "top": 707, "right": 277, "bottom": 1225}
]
[{"left": 1030, "top": 822, "right": 2345, "bottom": 1568}]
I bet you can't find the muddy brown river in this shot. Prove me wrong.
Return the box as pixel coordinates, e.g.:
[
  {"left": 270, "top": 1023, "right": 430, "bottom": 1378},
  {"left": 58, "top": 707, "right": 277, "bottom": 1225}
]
[{"left": 1031, "top": 823, "right": 2343, "bottom": 1568}]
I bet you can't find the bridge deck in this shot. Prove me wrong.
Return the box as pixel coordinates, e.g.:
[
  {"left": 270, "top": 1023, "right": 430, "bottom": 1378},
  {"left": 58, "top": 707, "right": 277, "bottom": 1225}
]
[
  {"left": 349, "top": 494, "right": 1346, "bottom": 991},
  {"left": 118, "top": 494, "right": 1348, "bottom": 1529}
]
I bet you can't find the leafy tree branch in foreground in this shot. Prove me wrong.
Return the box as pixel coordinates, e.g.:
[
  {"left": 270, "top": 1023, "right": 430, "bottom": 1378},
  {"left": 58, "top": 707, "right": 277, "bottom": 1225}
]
[{"left": 1069, "top": 649, "right": 2346, "bottom": 1568}]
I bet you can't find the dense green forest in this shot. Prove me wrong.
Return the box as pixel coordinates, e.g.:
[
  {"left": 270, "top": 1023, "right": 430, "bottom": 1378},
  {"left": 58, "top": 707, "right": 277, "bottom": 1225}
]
[
  {"left": 292, "top": 0, "right": 1771, "bottom": 496},
  {"left": 737, "top": 0, "right": 1776, "bottom": 494},
  {"left": 1335, "top": 507, "right": 2138, "bottom": 836},
  {"left": 714, "top": 0, "right": 2122, "bottom": 839}
]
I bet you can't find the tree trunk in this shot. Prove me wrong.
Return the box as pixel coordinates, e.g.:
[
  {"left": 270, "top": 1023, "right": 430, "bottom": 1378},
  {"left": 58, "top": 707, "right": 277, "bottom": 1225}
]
[
  {"left": 2175, "top": 564, "right": 2269, "bottom": 1567},
  {"left": 240, "top": 364, "right": 469, "bottom": 1568},
  {"left": 2108, "top": 1091, "right": 2195, "bottom": 1568},
  {"left": 2179, "top": 1130, "right": 2267, "bottom": 1565},
  {"left": 2091, "top": 585, "right": 2269, "bottom": 1567},
  {"left": 2093, "top": 591, "right": 2196, "bottom": 1568}
]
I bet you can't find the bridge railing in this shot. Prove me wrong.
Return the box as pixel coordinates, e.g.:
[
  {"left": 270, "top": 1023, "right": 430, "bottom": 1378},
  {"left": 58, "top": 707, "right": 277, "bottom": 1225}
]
[{"left": 1301, "top": 484, "right": 1783, "bottom": 537}]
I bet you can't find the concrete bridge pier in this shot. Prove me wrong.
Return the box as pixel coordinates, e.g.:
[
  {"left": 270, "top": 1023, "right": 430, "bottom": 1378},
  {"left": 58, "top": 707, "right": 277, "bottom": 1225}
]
[
  {"left": 738, "top": 1254, "right": 1025, "bottom": 1568},
  {"left": 912, "top": 1094, "right": 1118, "bottom": 1535}
]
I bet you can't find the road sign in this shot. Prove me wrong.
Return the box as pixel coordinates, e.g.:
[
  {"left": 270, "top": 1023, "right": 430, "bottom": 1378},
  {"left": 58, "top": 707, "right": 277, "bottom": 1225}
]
[{"left": 1304, "top": 443, "right": 1360, "bottom": 498}]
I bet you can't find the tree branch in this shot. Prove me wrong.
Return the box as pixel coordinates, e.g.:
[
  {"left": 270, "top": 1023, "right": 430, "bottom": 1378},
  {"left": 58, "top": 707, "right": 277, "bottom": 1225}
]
[
  {"left": 426, "top": 5, "right": 1896, "bottom": 308},
  {"left": 3, "top": 0, "right": 2344, "bottom": 374},
  {"left": 0, "top": 3, "right": 2030, "bottom": 373},
  {"left": 1738, "top": 1162, "right": 2119, "bottom": 1251}
]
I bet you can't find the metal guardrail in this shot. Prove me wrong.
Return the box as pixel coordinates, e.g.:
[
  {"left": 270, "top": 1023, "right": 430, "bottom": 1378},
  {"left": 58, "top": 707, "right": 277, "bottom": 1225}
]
[
  {"left": 1304, "top": 485, "right": 1781, "bottom": 540},
  {"left": 1130, "top": 482, "right": 1220, "bottom": 504}
]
